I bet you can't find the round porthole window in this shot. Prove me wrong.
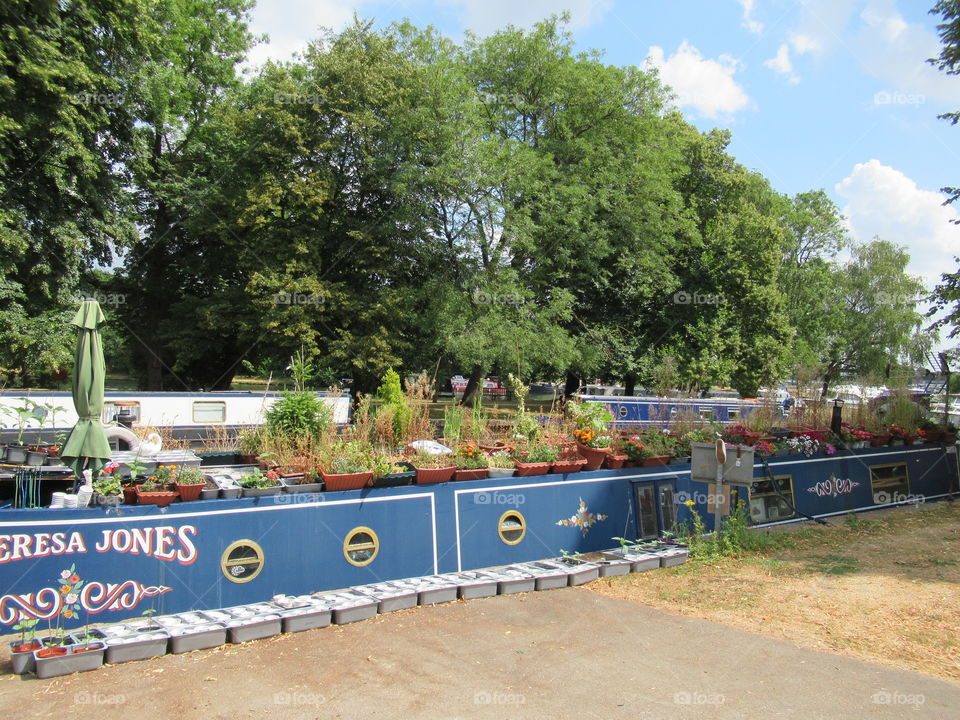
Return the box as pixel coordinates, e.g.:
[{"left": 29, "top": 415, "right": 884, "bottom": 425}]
[
  {"left": 498, "top": 511, "right": 526, "bottom": 545},
  {"left": 343, "top": 526, "right": 379, "bottom": 566},
  {"left": 221, "top": 540, "right": 265, "bottom": 583}
]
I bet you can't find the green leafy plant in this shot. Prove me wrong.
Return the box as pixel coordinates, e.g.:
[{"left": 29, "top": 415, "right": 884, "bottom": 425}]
[
  {"left": 486, "top": 451, "right": 515, "bottom": 469},
  {"left": 265, "top": 391, "right": 331, "bottom": 438},
  {"left": 176, "top": 468, "right": 205, "bottom": 485},
  {"left": 377, "top": 368, "right": 411, "bottom": 441},
  {"left": 238, "top": 468, "right": 280, "bottom": 488},
  {"left": 525, "top": 444, "right": 560, "bottom": 463}
]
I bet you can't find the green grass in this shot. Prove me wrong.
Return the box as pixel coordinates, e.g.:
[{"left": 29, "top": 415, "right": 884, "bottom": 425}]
[{"left": 806, "top": 554, "right": 860, "bottom": 575}]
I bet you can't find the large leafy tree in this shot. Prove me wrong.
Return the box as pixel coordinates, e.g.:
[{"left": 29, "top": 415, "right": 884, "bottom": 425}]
[
  {"left": 818, "top": 240, "right": 929, "bottom": 395},
  {"left": 0, "top": 0, "right": 147, "bottom": 382},
  {"left": 117, "top": 0, "right": 255, "bottom": 389}
]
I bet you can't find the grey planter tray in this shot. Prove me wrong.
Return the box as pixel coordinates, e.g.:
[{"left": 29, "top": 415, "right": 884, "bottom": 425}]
[
  {"left": 167, "top": 624, "right": 227, "bottom": 654},
  {"left": 453, "top": 572, "right": 499, "bottom": 600},
  {"left": 414, "top": 578, "right": 460, "bottom": 605},
  {"left": 495, "top": 567, "right": 537, "bottom": 594},
  {"left": 521, "top": 562, "right": 570, "bottom": 590},
  {"left": 356, "top": 584, "right": 418, "bottom": 613},
  {"left": 223, "top": 615, "right": 282, "bottom": 643},
  {"left": 240, "top": 485, "right": 282, "bottom": 498},
  {"left": 103, "top": 631, "right": 169, "bottom": 664},
  {"left": 279, "top": 606, "right": 332, "bottom": 633},
  {"left": 605, "top": 548, "right": 661, "bottom": 572},
  {"left": 34, "top": 642, "right": 105, "bottom": 679},
  {"left": 319, "top": 592, "right": 379, "bottom": 625},
  {"left": 596, "top": 558, "right": 633, "bottom": 577}
]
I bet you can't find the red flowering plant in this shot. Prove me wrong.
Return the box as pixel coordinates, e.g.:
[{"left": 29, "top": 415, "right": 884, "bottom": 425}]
[
  {"left": 887, "top": 425, "right": 908, "bottom": 440},
  {"left": 753, "top": 440, "right": 775, "bottom": 457},
  {"left": 722, "top": 425, "right": 756, "bottom": 445},
  {"left": 622, "top": 437, "right": 652, "bottom": 462}
]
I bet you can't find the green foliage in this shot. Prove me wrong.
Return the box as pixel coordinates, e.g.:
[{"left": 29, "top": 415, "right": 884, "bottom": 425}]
[
  {"left": 377, "top": 369, "right": 411, "bottom": 440},
  {"left": 264, "top": 391, "right": 331, "bottom": 438}
]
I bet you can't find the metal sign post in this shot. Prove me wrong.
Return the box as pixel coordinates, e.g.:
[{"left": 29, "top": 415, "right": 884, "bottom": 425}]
[{"left": 713, "top": 439, "right": 726, "bottom": 537}]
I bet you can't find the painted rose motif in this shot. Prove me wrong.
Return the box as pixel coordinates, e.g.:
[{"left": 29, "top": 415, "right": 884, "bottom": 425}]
[{"left": 556, "top": 498, "right": 607, "bottom": 537}]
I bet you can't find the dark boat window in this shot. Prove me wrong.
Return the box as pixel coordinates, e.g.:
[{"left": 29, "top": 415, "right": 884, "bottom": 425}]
[
  {"left": 699, "top": 407, "right": 714, "bottom": 419},
  {"left": 221, "top": 540, "right": 265, "bottom": 583},
  {"left": 870, "top": 463, "right": 910, "bottom": 504},
  {"left": 636, "top": 485, "right": 658, "bottom": 539},
  {"left": 728, "top": 407, "right": 740, "bottom": 419},
  {"left": 659, "top": 486, "right": 676, "bottom": 533},
  {"left": 498, "top": 511, "right": 526, "bottom": 545},
  {"left": 749, "top": 476, "right": 795, "bottom": 522},
  {"left": 344, "top": 527, "right": 380, "bottom": 566}
]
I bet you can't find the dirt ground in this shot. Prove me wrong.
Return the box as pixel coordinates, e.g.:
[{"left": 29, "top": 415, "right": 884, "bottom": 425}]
[
  {"left": 2, "top": 586, "right": 960, "bottom": 720},
  {"left": 2, "top": 502, "right": 958, "bottom": 719},
  {"left": 591, "top": 501, "right": 960, "bottom": 682}
]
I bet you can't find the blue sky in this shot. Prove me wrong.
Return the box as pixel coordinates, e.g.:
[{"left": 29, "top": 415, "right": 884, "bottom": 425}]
[{"left": 246, "top": 0, "right": 960, "bottom": 330}]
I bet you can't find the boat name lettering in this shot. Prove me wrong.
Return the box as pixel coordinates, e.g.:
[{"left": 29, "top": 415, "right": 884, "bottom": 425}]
[{"left": 0, "top": 526, "right": 198, "bottom": 565}]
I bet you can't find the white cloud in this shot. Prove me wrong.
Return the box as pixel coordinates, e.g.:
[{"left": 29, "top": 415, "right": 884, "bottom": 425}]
[
  {"left": 737, "top": 0, "right": 763, "bottom": 34},
  {"left": 788, "top": 32, "right": 822, "bottom": 57},
  {"left": 441, "top": 0, "right": 613, "bottom": 36},
  {"left": 853, "top": 5, "right": 960, "bottom": 105},
  {"left": 764, "top": 44, "right": 799, "bottom": 84},
  {"left": 246, "top": 0, "right": 359, "bottom": 66},
  {"left": 835, "top": 159, "right": 960, "bottom": 290},
  {"left": 646, "top": 41, "right": 751, "bottom": 119}
]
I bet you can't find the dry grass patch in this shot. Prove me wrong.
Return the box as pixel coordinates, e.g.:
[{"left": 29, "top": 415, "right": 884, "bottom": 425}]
[{"left": 591, "top": 502, "right": 960, "bottom": 682}]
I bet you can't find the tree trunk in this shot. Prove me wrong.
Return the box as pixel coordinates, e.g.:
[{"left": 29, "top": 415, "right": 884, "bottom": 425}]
[
  {"left": 563, "top": 370, "right": 581, "bottom": 399},
  {"left": 624, "top": 373, "right": 636, "bottom": 397},
  {"left": 460, "top": 364, "right": 485, "bottom": 406}
]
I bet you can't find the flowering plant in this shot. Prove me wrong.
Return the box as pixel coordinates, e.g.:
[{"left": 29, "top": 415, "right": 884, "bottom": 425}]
[
  {"left": 786, "top": 435, "right": 821, "bottom": 457},
  {"left": 887, "top": 425, "right": 908, "bottom": 440},
  {"left": 455, "top": 443, "right": 488, "bottom": 469},
  {"left": 568, "top": 402, "right": 612, "bottom": 448},
  {"left": 623, "top": 437, "right": 652, "bottom": 462},
  {"left": 753, "top": 440, "right": 775, "bottom": 457},
  {"left": 238, "top": 468, "right": 280, "bottom": 488}
]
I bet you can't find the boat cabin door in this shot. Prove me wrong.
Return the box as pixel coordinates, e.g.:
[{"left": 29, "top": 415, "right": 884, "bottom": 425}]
[{"left": 633, "top": 481, "right": 677, "bottom": 539}]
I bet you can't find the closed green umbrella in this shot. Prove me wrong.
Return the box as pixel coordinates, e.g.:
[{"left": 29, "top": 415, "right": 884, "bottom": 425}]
[{"left": 61, "top": 300, "right": 112, "bottom": 479}]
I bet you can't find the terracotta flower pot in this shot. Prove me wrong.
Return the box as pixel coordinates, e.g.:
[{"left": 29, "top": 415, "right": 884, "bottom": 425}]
[
  {"left": 602, "top": 454, "right": 628, "bottom": 470},
  {"left": 641, "top": 455, "right": 671, "bottom": 467},
  {"left": 319, "top": 470, "right": 374, "bottom": 491},
  {"left": 136, "top": 486, "right": 178, "bottom": 508},
  {"left": 122, "top": 485, "right": 138, "bottom": 505},
  {"left": 551, "top": 458, "right": 588, "bottom": 474},
  {"left": 513, "top": 461, "right": 551, "bottom": 477},
  {"left": 870, "top": 434, "right": 891, "bottom": 447},
  {"left": 412, "top": 466, "right": 455, "bottom": 484},
  {"left": 175, "top": 482, "right": 206, "bottom": 502},
  {"left": 575, "top": 442, "right": 609, "bottom": 471}
]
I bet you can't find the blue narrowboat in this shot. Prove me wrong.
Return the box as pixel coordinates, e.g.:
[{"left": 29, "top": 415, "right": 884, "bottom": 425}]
[
  {"left": 577, "top": 393, "right": 777, "bottom": 427},
  {"left": 0, "top": 443, "right": 955, "bottom": 631}
]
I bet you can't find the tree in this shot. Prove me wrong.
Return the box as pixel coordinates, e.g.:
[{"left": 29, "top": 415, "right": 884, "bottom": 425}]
[
  {"left": 930, "top": 1, "right": 960, "bottom": 211},
  {"left": 928, "top": 257, "right": 960, "bottom": 343},
  {"left": 0, "top": 0, "right": 147, "bottom": 382},
  {"left": 818, "top": 240, "right": 929, "bottom": 396}
]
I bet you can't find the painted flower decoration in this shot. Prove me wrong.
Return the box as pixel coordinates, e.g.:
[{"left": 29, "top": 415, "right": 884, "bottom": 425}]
[
  {"left": 65, "top": 593, "right": 78, "bottom": 604},
  {"left": 60, "top": 570, "right": 71, "bottom": 580},
  {"left": 556, "top": 498, "right": 608, "bottom": 537}
]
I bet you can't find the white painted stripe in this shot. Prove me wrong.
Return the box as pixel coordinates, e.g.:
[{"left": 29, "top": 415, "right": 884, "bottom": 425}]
[
  {"left": 429, "top": 493, "right": 438, "bottom": 575},
  {"left": 0, "top": 492, "right": 437, "bottom": 528},
  {"left": 454, "top": 491, "right": 462, "bottom": 572}
]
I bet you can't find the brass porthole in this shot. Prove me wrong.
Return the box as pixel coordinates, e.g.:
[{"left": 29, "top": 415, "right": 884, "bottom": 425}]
[
  {"left": 221, "top": 540, "right": 265, "bottom": 583},
  {"left": 498, "top": 510, "right": 526, "bottom": 546},
  {"left": 343, "top": 526, "right": 379, "bottom": 566}
]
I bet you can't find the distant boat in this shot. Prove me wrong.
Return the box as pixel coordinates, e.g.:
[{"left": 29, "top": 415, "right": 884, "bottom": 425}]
[{"left": 0, "top": 390, "right": 351, "bottom": 443}]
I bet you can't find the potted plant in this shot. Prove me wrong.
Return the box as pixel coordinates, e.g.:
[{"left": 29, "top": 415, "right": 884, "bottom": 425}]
[
  {"left": 136, "top": 476, "right": 178, "bottom": 507},
  {"left": 175, "top": 467, "right": 207, "bottom": 502},
  {"left": 553, "top": 454, "right": 589, "bottom": 473},
  {"left": 452, "top": 443, "right": 489, "bottom": 481},
  {"left": 122, "top": 455, "right": 149, "bottom": 504},
  {"left": 92, "top": 462, "right": 123, "bottom": 507},
  {"left": 513, "top": 444, "right": 558, "bottom": 477},
  {"left": 409, "top": 450, "right": 456, "bottom": 485},
  {"left": 622, "top": 435, "right": 653, "bottom": 467},
  {"left": 4, "top": 399, "right": 34, "bottom": 464},
  {"left": 373, "top": 457, "right": 416, "bottom": 488},
  {"left": 887, "top": 425, "right": 908, "bottom": 446},
  {"left": 318, "top": 442, "right": 376, "bottom": 490},
  {"left": 485, "top": 451, "right": 516, "bottom": 478},
  {"left": 238, "top": 468, "right": 283, "bottom": 497},
  {"left": 569, "top": 402, "right": 613, "bottom": 470},
  {"left": 9, "top": 617, "right": 40, "bottom": 674}
]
